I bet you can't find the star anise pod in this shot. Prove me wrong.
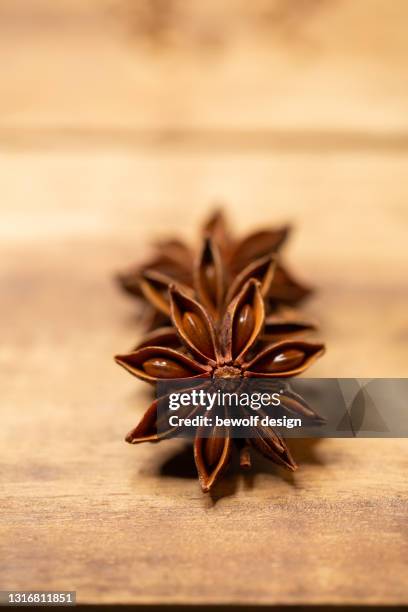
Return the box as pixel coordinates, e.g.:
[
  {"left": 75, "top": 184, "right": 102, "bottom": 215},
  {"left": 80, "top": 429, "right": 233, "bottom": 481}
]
[
  {"left": 130, "top": 236, "right": 317, "bottom": 345},
  {"left": 115, "top": 279, "right": 325, "bottom": 492},
  {"left": 117, "top": 210, "right": 312, "bottom": 330}
]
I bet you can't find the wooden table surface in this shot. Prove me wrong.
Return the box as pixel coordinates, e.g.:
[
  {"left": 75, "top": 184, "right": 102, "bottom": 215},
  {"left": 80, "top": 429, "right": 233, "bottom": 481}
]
[{"left": 1, "top": 1, "right": 408, "bottom": 606}]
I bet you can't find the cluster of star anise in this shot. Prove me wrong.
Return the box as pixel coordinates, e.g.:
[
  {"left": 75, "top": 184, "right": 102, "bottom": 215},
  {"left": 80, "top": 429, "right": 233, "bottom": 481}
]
[{"left": 115, "top": 210, "right": 325, "bottom": 492}]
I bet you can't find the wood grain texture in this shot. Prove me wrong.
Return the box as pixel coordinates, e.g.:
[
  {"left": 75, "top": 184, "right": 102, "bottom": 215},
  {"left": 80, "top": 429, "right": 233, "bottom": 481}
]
[
  {"left": 1, "top": 1, "right": 408, "bottom": 606},
  {"left": 1, "top": 0, "right": 408, "bottom": 132}
]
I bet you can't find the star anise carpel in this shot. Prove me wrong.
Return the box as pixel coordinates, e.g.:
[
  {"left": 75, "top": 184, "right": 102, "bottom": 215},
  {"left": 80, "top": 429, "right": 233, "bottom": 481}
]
[{"left": 115, "top": 279, "right": 325, "bottom": 492}]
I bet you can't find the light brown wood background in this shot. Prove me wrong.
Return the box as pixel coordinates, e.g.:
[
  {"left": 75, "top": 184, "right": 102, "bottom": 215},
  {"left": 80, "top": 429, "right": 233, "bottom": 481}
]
[{"left": 1, "top": 0, "right": 407, "bottom": 605}]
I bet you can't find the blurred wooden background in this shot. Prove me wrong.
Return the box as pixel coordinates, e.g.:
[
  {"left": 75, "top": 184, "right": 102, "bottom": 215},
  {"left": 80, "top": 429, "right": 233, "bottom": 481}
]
[{"left": 1, "top": 0, "right": 408, "bottom": 606}]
